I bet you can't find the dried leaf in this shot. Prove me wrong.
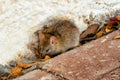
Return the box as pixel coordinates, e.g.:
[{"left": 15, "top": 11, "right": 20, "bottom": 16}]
[
  {"left": 105, "top": 21, "right": 118, "bottom": 33},
  {"left": 8, "top": 61, "right": 32, "bottom": 78},
  {"left": 114, "top": 35, "right": 120, "bottom": 39},
  {"left": 17, "top": 62, "right": 24, "bottom": 67},
  {"left": 17, "top": 62, "right": 32, "bottom": 69},
  {"left": 41, "top": 55, "right": 51, "bottom": 61},
  {"left": 106, "top": 22, "right": 114, "bottom": 29},
  {"left": 80, "top": 24, "right": 99, "bottom": 39},
  {"left": 96, "top": 31, "right": 103, "bottom": 38},
  {"left": 116, "top": 16, "right": 120, "bottom": 20},
  {"left": 22, "top": 64, "right": 32, "bottom": 69},
  {"left": 105, "top": 27, "right": 112, "bottom": 33},
  {"left": 110, "top": 17, "right": 117, "bottom": 22},
  {"left": 9, "top": 66, "right": 22, "bottom": 77},
  {"left": 17, "top": 62, "right": 23, "bottom": 67}
]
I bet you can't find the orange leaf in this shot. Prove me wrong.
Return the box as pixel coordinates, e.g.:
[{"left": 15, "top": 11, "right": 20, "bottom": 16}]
[
  {"left": 22, "top": 63, "right": 32, "bottom": 69},
  {"left": 105, "top": 27, "right": 112, "bottom": 33},
  {"left": 9, "top": 66, "right": 22, "bottom": 77},
  {"left": 17, "top": 61, "right": 32, "bottom": 69},
  {"left": 41, "top": 55, "right": 51, "bottom": 61},
  {"left": 114, "top": 35, "right": 120, "bottom": 39},
  {"left": 96, "top": 31, "right": 103, "bottom": 38},
  {"left": 116, "top": 16, "right": 120, "bottom": 20},
  {"left": 17, "top": 62, "right": 24, "bottom": 67},
  {"left": 107, "top": 22, "right": 114, "bottom": 29}
]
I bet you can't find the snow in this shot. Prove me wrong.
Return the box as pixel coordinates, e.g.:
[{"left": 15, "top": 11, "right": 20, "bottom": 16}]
[{"left": 0, "top": 0, "right": 120, "bottom": 65}]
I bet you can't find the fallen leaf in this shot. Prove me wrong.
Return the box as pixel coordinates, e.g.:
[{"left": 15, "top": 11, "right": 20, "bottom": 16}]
[
  {"left": 114, "top": 35, "right": 120, "bottom": 39},
  {"left": 80, "top": 24, "right": 99, "bottom": 39},
  {"left": 110, "top": 17, "right": 118, "bottom": 22},
  {"left": 96, "top": 31, "right": 103, "bottom": 38},
  {"left": 106, "top": 22, "right": 115, "bottom": 29},
  {"left": 116, "top": 16, "right": 120, "bottom": 20},
  {"left": 105, "top": 27, "right": 112, "bottom": 33},
  {"left": 105, "top": 20, "right": 119, "bottom": 33},
  {"left": 22, "top": 63, "right": 32, "bottom": 69},
  {"left": 8, "top": 61, "right": 32, "bottom": 78},
  {"left": 17, "top": 62, "right": 24, "bottom": 67},
  {"left": 41, "top": 55, "right": 51, "bottom": 61},
  {"left": 9, "top": 66, "right": 22, "bottom": 77},
  {"left": 17, "top": 62, "right": 32, "bottom": 69}
]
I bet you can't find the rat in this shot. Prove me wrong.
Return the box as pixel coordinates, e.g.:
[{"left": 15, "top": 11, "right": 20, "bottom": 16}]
[{"left": 35, "top": 20, "right": 80, "bottom": 58}]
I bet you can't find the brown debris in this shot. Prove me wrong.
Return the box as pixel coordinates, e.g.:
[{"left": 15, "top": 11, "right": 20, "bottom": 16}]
[
  {"left": 9, "top": 66, "right": 22, "bottom": 77},
  {"left": 80, "top": 15, "right": 120, "bottom": 44},
  {"left": 80, "top": 24, "right": 99, "bottom": 39},
  {"left": 8, "top": 62, "right": 32, "bottom": 78}
]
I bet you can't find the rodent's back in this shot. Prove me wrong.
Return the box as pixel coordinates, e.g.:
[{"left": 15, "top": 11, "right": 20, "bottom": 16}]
[
  {"left": 34, "top": 20, "right": 80, "bottom": 58},
  {"left": 43, "top": 20, "right": 80, "bottom": 51},
  {"left": 55, "top": 20, "right": 80, "bottom": 50}
]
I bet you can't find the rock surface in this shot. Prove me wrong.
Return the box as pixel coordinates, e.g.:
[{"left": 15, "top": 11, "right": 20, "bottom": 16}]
[
  {"left": 14, "top": 70, "right": 59, "bottom": 80},
  {"left": 15, "top": 30, "right": 120, "bottom": 80},
  {"left": 101, "top": 68, "right": 120, "bottom": 80}
]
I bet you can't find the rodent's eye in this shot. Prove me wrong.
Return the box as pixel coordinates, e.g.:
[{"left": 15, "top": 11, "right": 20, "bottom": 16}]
[{"left": 46, "top": 48, "right": 50, "bottom": 53}]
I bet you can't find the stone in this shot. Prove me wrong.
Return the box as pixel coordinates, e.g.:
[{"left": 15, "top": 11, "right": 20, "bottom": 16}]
[
  {"left": 101, "top": 67, "right": 120, "bottom": 80},
  {"left": 14, "top": 70, "right": 59, "bottom": 80},
  {"left": 42, "top": 30, "right": 120, "bottom": 80}
]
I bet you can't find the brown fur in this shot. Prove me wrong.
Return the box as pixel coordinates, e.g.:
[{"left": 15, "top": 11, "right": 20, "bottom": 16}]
[{"left": 36, "top": 20, "right": 80, "bottom": 58}]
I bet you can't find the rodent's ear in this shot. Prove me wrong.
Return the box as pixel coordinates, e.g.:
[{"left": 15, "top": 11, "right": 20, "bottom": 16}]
[
  {"left": 50, "top": 36, "right": 57, "bottom": 45},
  {"left": 39, "top": 32, "right": 45, "bottom": 41}
]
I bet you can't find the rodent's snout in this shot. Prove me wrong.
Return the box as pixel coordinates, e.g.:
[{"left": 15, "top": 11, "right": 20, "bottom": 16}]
[
  {"left": 41, "top": 53, "right": 46, "bottom": 59},
  {"left": 38, "top": 50, "right": 46, "bottom": 59}
]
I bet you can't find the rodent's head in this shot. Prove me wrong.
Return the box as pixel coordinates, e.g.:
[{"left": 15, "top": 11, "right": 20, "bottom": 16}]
[{"left": 38, "top": 32, "right": 59, "bottom": 58}]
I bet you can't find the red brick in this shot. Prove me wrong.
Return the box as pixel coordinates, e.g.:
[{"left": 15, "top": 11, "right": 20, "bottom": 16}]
[
  {"left": 101, "top": 67, "right": 120, "bottom": 80},
  {"left": 14, "top": 70, "right": 58, "bottom": 80},
  {"left": 42, "top": 30, "right": 120, "bottom": 80}
]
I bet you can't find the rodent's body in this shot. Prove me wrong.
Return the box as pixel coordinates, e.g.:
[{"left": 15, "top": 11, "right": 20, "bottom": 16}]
[{"left": 37, "top": 20, "right": 80, "bottom": 58}]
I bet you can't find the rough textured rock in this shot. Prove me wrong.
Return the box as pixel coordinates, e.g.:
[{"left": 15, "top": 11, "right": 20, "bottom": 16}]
[
  {"left": 42, "top": 30, "right": 120, "bottom": 80},
  {"left": 101, "top": 67, "right": 120, "bottom": 80},
  {"left": 14, "top": 70, "right": 59, "bottom": 80}
]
